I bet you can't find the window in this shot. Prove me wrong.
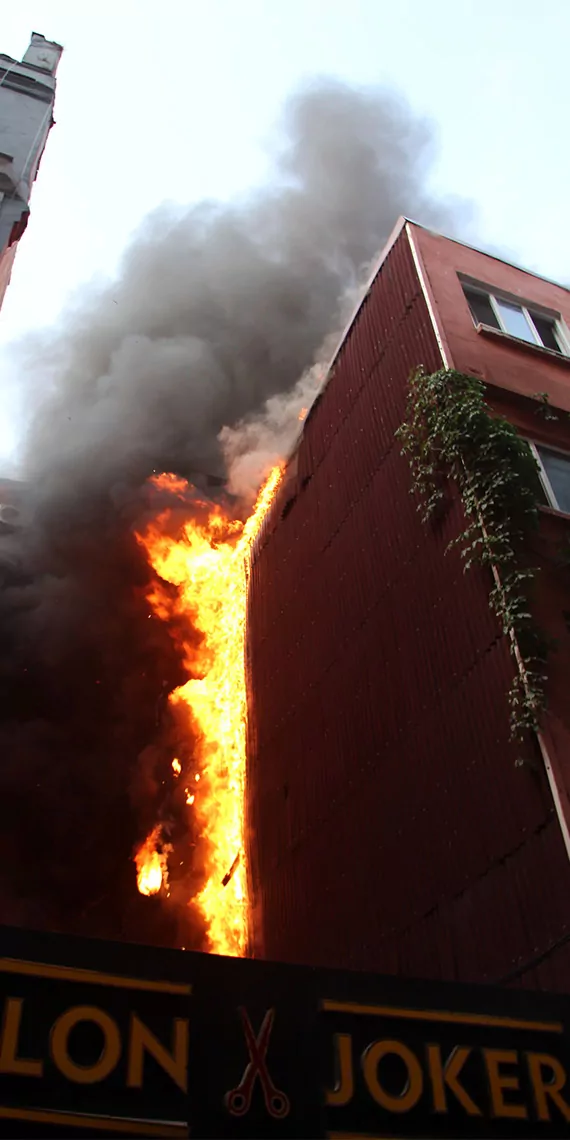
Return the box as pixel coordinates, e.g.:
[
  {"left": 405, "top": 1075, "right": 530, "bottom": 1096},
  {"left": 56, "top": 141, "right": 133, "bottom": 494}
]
[
  {"left": 495, "top": 299, "right": 538, "bottom": 344},
  {"left": 462, "top": 284, "right": 566, "bottom": 355},
  {"left": 534, "top": 444, "right": 570, "bottom": 514}
]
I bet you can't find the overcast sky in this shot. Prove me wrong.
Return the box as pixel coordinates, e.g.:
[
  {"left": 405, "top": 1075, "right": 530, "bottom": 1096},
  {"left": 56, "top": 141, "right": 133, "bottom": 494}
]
[{"left": 1, "top": 0, "right": 569, "bottom": 464}]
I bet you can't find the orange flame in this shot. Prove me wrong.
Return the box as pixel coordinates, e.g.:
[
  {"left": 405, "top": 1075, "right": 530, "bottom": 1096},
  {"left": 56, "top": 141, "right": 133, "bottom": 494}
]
[
  {"left": 298, "top": 407, "right": 308, "bottom": 421},
  {"left": 150, "top": 472, "right": 188, "bottom": 495},
  {"left": 137, "top": 465, "right": 283, "bottom": 955},
  {"left": 135, "top": 825, "right": 168, "bottom": 896}
]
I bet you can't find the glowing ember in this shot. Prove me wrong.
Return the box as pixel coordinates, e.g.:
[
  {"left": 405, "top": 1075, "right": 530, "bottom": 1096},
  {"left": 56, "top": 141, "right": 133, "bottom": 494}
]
[
  {"left": 298, "top": 407, "right": 308, "bottom": 421},
  {"left": 137, "top": 465, "right": 283, "bottom": 955},
  {"left": 150, "top": 472, "right": 189, "bottom": 495},
  {"left": 135, "top": 825, "right": 167, "bottom": 896},
  {"left": 172, "top": 757, "right": 182, "bottom": 776}
]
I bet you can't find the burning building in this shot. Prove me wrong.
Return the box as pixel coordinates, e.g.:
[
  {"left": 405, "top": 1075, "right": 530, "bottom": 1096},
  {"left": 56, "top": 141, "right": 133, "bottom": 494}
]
[
  {"left": 1, "top": 61, "right": 570, "bottom": 1138},
  {"left": 246, "top": 217, "right": 570, "bottom": 991},
  {"left": 0, "top": 32, "right": 62, "bottom": 311},
  {"left": 1, "top": 43, "right": 568, "bottom": 996},
  {"left": 2, "top": 78, "right": 475, "bottom": 957}
]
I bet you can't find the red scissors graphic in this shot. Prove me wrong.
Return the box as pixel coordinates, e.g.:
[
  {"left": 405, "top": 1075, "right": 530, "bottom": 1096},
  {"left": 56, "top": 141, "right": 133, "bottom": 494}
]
[{"left": 225, "top": 1006, "right": 290, "bottom": 1119}]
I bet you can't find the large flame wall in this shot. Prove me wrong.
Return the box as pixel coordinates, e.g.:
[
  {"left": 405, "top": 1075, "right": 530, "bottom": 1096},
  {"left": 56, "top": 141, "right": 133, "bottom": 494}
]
[{"left": 135, "top": 468, "right": 282, "bottom": 956}]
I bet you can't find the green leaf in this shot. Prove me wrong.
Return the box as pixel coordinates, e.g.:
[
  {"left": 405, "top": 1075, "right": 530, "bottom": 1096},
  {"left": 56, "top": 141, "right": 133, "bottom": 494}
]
[{"left": 397, "top": 367, "right": 548, "bottom": 743}]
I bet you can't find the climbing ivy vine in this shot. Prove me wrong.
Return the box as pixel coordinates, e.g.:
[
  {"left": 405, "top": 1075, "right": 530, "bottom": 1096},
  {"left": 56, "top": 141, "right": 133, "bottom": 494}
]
[{"left": 396, "top": 367, "right": 548, "bottom": 741}]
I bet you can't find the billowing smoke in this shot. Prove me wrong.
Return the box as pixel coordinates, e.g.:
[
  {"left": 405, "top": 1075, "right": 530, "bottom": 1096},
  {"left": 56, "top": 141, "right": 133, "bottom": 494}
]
[{"left": 0, "top": 78, "right": 471, "bottom": 947}]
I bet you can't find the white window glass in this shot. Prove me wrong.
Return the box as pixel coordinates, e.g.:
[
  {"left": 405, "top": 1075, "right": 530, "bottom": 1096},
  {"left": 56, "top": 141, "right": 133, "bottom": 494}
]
[
  {"left": 538, "top": 447, "right": 570, "bottom": 514},
  {"left": 494, "top": 299, "right": 537, "bottom": 344}
]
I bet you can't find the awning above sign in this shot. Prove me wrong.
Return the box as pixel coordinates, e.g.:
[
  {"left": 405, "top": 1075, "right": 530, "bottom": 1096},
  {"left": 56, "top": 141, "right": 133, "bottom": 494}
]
[{"left": 0, "top": 924, "right": 568, "bottom": 1138}]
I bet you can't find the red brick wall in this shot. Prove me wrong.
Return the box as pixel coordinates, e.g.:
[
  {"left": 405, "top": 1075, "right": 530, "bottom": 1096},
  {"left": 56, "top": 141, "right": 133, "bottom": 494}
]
[
  {"left": 485, "top": 386, "right": 570, "bottom": 856},
  {"left": 246, "top": 229, "right": 570, "bottom": 990},
  {"left": 410, "top": 224, "right": 570, "bottom": 412}
]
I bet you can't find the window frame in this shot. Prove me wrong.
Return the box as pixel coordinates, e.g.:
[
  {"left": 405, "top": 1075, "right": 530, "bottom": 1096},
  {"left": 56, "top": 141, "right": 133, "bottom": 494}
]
[
  {"left": 460, "top": 278, "right": 570, "bottom": 357},
  {"left": 529, "top": 440, "right": 570, "bottom": 515}
]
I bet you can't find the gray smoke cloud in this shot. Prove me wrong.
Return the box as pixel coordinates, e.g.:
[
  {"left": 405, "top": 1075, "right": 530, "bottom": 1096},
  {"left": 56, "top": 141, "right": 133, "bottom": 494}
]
[
  {"left": 0, "top": 77, "right": 473, "bottom": 945},
  {"left": 22, "top": 77, "right": 470, "bottom": 490}
]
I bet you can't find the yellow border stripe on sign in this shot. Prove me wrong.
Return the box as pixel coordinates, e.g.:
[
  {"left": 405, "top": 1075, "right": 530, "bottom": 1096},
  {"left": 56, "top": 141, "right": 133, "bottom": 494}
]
[
  {"left": 321, "top": 999, "right": 562, "bottom": 1034},
  {"left": 0, "top": 957, "right": 191, "bottom": 995},
  {"left": 0, "top": 1105, "right": 188, "bottom": 1136}
]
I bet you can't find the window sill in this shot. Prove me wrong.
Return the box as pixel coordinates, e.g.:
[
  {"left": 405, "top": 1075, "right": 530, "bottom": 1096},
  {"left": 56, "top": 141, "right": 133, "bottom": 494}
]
[
  {"left": 538, "top": 504, "right": 570, "bottom": 525},
  {"left": 475, "top": 323, "right": 570, "bottom": 366}
]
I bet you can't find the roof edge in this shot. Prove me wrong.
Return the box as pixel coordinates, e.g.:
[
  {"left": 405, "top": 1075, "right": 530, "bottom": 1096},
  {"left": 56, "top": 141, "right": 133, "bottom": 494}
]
[
  {"left": 318, "top": 212, "right": 570, "bottom": 399},
  {"left": 404, "top": 217, "right": 570, "bottom": 296},
  {"left": 293, "top": 216, "right": 409, "bottom": 455},
  {"left": 325, "top": 215, "right": 408, "bottom": 377},
  {"left": 288, "top": 214, "right": 569, "bottom": 472}
]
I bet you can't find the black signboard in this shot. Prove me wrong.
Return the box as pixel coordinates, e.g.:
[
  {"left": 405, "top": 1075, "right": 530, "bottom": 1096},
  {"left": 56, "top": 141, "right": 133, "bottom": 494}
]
[{"left": 0, "top": 923, "right": 569, "bottom": 1137}]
